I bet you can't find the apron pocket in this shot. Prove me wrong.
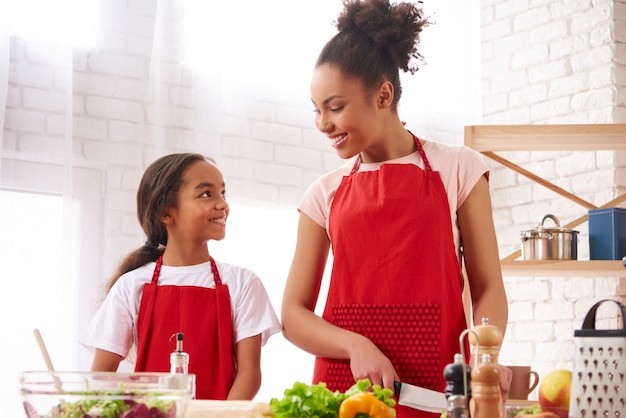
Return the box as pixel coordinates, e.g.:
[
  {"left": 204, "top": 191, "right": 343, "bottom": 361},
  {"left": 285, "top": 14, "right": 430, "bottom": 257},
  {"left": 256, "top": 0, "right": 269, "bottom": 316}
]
[{"left": 332, "top": 303, "right": 442, "bottom": 390}]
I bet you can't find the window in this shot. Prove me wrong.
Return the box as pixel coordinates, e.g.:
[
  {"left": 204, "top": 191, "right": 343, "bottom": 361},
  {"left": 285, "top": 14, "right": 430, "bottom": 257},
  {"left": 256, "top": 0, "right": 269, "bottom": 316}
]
[
  {"left": 0, "top": 190, "right": 72, "bottom": 417},
  {"left": 182, "top": 0, "right": 341, "bottom": 71},
  {"left": 5, "top": 0, "right": 98, "bottom": 47},
  {"left": 0, "top": 165, "right": 103, "bottom": 416}
]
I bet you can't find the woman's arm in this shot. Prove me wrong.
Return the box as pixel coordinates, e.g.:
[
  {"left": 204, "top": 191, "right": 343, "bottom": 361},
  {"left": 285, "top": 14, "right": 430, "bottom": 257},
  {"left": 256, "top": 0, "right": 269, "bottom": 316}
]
[
  {"left": 281, "top": 212, "right": 398, "bottom": 389},
  {"left": 458, "top": 175, "right": 512, "bottom": 397},
  {"left": 458, "top": 175, "right": 508, "bottom": 334},
  {"left": 227, "top": 334, "right": 262, "bottom": 400},
  {"left": 91, "top": 348, "right": 123, "bottom": 371}
]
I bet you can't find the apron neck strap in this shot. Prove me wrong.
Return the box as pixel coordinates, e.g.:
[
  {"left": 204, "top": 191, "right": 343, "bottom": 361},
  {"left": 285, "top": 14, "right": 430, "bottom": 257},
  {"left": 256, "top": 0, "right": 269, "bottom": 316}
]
[
  {"left": 151, "top": 256, "right": 163, "bottom": 284},
  {"left": 150, "top": 255, "right": 222, "bottom": 285},
  {"left": 351, "top": 130, "right": 430, "bottom": 174},
  {"left": 209, "top": 256, "right": 222, "bottom": 285}
]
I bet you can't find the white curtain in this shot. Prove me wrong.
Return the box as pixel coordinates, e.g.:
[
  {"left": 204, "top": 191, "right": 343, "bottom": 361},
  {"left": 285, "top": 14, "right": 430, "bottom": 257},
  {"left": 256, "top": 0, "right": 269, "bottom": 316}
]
[
  {"left": 1, "top": 5, "right": 75, "bottom": 418},
  {"left": 0, "top": 0, "right": 211, "bottom": 369}
]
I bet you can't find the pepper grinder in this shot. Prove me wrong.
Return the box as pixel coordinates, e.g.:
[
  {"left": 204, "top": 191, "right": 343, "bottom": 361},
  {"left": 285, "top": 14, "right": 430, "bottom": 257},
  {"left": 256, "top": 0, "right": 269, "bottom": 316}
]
[
  {"left": 468, "top": 317, "right": 503, "bottom": 365},
  {"left": 470, "top": 353, "right": 502, "bottom": 418},
  {"left": 443, "top": 353, "right": 472, "bottom": 418},
  {"left": 170, "top": 332, "right": 189, "bottom": 374}
]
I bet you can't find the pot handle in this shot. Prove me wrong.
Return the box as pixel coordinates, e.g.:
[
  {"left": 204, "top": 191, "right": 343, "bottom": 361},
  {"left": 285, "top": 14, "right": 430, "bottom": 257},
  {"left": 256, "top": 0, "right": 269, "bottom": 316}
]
[{"left": 541, "top": 214, "right": 560, "bottom": 227}]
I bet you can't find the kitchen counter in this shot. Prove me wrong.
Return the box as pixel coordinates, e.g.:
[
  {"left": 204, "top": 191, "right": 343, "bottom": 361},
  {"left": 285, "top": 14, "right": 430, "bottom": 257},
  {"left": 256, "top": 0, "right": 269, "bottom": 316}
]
[{"left": 184, "top": 400, "right": 274, "bottom": 418}]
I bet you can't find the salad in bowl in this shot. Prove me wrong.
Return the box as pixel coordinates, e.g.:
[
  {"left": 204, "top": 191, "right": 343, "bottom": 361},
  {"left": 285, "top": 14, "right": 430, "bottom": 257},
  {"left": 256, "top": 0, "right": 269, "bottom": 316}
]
[{"left": 20, "top": 371, "right": 195, "bottom": 418}]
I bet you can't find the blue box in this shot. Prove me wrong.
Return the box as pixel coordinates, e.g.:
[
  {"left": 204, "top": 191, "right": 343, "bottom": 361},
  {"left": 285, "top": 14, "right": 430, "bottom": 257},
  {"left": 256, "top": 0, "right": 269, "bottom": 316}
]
[{"left": 588, "top": 208, "right": 626, "bottom": 260}]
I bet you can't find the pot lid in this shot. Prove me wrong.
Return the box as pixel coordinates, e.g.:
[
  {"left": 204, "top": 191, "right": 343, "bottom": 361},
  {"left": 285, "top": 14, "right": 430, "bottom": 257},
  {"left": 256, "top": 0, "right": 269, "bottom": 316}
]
[{"left": 521, "top": 214, "right": 579, "bottom": 235}]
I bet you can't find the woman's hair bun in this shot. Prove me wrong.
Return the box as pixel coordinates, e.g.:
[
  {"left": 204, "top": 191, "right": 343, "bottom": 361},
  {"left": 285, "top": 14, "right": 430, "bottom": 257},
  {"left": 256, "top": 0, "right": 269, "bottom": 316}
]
[{"left": 335, "top": 0, "right": 430, "bottom": 73}]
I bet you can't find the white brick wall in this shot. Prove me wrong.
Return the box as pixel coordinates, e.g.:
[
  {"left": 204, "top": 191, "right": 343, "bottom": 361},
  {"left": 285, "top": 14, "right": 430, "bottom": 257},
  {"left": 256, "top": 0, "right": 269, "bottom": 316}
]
[
  {"left": 3, "top": 0, "right": 479, "bottom": 254},
  {"left": 481, "top": 0, "right": 626, "bottom": 393}
]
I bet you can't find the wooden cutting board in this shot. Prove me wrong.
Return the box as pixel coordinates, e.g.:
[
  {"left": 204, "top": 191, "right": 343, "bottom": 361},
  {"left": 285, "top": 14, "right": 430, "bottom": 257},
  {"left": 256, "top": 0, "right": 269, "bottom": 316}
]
[{"left": 184, "top": 400, "right": 274, "bottom": 418}]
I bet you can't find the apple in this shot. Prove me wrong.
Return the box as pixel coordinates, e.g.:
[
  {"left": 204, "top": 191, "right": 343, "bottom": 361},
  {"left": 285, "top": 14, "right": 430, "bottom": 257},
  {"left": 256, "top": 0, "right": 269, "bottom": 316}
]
[{"left": 537, "top": 369, "right": 572, "bottom": 418}]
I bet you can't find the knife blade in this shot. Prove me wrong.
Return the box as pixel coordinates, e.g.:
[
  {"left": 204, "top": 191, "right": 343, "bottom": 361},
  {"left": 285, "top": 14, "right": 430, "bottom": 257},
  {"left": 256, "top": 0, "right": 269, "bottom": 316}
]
[{"left": 393, "top": 381, "right": 447, "bottom": 413}]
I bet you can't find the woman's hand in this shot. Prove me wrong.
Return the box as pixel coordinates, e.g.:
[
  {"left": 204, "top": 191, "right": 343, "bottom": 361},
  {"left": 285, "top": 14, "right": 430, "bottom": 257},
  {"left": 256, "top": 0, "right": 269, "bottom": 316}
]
[
  {"left": 348, "top": 336, "right": 399, "bottom": 391},
  {"left": 499, "top": 364, "right": 513, "bottom": 402}
]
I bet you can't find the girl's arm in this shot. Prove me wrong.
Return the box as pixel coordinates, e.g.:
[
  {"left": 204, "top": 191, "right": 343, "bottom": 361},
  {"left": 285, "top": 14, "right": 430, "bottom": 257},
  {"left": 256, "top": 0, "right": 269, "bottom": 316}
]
[
  {"left": 227, "top": 334, "right": 262, "bottom": 400},
  {"left": 281, "top": 212, "right": 399, "bottom": 390},
  {"left": 91, "top": 348, "right": 123, "bottom": 371}
]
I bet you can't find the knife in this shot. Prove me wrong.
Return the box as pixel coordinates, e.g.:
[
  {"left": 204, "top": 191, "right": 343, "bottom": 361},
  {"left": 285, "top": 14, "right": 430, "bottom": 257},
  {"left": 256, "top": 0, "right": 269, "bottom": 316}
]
[{"left": 393, "top": 381, "right": 447, "bottom": 413}]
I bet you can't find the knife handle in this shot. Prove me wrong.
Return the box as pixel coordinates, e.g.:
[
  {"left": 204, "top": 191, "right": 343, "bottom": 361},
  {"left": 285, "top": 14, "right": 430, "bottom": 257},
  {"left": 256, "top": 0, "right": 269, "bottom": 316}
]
[{"left": 393, "top": 381, "right": 401, "bottom": 397}]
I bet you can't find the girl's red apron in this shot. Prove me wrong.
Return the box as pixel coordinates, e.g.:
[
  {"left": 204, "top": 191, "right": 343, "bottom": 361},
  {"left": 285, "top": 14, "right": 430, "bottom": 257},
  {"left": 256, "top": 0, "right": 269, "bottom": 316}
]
[
  {"left": 313, "top": 134, "right": 469, "bottom": 418},
  {"left": 135, "top": 256, "right": 235, "bottom": 400}
]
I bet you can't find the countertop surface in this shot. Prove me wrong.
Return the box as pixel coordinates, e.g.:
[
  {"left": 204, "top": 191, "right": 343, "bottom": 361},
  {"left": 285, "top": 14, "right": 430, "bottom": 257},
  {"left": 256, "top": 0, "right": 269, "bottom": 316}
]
[{"left": 184, "top": 400, "right": 274, "bottom": 418}]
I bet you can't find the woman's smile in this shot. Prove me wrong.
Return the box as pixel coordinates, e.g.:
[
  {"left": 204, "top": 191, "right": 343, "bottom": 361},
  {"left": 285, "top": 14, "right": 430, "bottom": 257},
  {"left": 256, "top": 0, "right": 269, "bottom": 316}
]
[{"left": 329, "top": 133, "right": 348, "bottom": 148}]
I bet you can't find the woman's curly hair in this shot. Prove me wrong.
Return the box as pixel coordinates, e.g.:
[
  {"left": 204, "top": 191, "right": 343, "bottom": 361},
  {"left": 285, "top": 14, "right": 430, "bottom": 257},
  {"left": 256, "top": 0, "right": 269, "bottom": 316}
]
[{"left": 316, "top": 0, "right": 430, "bottom": 109}]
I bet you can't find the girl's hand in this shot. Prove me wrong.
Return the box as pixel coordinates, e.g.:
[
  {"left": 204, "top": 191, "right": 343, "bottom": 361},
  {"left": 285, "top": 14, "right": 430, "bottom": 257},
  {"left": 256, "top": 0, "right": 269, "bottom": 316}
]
[{"left": 349, "top": 337, "right": 399, "bottom": 391}]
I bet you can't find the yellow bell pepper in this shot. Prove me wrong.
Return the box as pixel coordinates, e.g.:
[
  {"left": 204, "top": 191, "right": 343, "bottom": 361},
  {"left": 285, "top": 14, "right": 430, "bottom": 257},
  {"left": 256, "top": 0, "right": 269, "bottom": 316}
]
[{"left": 339, "top": 392, "right": 395, "bottom": 418}]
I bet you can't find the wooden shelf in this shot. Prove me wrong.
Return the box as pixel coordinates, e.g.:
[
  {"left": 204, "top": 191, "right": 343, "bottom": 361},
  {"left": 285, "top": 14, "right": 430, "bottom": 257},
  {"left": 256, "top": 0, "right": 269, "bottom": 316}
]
[
  {"left": 464, "top": 123, "right": 626, "bottom": 278},
  {"left": 501, "top": 260, "right": 626, "bottom": 277},
  {"left": 464, "top": 124, "right": 626, "bottom": 151}
]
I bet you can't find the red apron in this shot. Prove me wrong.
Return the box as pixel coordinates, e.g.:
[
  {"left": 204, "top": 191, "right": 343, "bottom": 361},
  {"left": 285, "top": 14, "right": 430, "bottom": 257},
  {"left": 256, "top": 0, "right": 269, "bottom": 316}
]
[
  {"left": 313, "top": 134, "right": 468, "bottom": 418},
  {"left": 135, "top": 256, "right": 235, "bottom": 400}
]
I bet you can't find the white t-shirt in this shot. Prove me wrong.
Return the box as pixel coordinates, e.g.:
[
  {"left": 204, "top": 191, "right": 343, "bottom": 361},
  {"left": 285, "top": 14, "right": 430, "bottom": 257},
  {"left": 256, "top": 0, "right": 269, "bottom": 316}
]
[
  {"left": 79, "top": 259, "right": 282, "bottom": 361},
  {"left": 298, "top": 140, "right": 489, "bottom": 265}
]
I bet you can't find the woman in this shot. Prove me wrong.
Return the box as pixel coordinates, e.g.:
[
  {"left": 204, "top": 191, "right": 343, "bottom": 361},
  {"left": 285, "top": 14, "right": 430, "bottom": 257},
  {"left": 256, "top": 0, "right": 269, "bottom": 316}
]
[{"left": 281, "top": 1, "right": 509, "bottom": 416}]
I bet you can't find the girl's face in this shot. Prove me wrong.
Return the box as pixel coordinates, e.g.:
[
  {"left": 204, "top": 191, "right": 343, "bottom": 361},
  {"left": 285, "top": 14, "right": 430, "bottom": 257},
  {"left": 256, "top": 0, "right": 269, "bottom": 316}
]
[
  {"left": 168, "top": 159, "right": 229, "bottom": 245},
  {"left": 311, "top": 63, "right": 382, "bottom": 159}
]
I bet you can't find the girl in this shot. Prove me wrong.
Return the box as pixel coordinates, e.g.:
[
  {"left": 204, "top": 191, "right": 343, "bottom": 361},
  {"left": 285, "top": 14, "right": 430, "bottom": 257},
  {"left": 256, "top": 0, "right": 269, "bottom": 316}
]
[
  {"left": 80, "top": 153, "right": 281, "bottom": 400},
  {"left": 281, "top": 1, "right": 510, "bottom": 416}
]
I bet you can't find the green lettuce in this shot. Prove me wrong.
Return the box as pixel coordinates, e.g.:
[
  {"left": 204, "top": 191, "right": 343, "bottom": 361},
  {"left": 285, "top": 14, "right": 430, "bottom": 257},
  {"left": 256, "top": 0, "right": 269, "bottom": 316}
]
[{"left": 269, "top": 379, "right": 396, "bottom": 418}]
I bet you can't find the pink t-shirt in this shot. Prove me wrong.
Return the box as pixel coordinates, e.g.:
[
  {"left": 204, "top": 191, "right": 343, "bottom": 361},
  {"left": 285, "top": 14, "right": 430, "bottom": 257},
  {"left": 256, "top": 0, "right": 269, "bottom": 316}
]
[{"left": 298, "top": 140, "right": 489, "bottom": 265}]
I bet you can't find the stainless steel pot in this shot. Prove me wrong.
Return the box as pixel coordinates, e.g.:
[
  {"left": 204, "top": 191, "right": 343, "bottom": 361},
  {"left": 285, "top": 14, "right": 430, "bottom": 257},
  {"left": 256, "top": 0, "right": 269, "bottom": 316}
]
[{"left": 521, "top": 214, "right": 579, "bottom": 260}]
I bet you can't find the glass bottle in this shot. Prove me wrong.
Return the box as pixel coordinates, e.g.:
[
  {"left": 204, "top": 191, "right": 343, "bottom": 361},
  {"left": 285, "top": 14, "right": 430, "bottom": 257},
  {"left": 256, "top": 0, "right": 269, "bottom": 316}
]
[{"left": 170, "top": 332, "right": 189, "bottom": 374}]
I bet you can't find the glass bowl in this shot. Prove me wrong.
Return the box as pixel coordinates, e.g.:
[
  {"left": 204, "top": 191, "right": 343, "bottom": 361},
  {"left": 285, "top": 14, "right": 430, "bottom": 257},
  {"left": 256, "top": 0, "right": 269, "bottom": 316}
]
[
  {"left": 20, "top": 371, "right": 195, "bottom": 418},
  {"left": 505, "top": 403, "right": 569, "bottom": 418}
]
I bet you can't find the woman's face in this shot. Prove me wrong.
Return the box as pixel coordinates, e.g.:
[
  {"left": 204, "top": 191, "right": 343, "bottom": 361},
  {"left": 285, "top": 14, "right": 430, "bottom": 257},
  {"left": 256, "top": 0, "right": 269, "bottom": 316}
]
[
  {"left": 168, "top": 159, "right": 229, "bottom": 244},
  {"left": 311, "top": 64, "right": 382, "bottom": 159}
]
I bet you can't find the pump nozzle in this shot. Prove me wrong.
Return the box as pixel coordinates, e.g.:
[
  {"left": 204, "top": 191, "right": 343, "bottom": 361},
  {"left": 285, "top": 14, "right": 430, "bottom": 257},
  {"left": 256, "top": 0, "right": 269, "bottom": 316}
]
[{"left": 170, "top": 332, "right": 189, "bottom": 374}]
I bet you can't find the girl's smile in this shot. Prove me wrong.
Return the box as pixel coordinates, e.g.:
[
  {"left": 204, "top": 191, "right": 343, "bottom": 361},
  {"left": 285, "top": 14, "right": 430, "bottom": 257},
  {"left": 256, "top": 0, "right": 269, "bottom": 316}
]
[{"left": 210, "top": 215, "right": 226, "bottom": 225}]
